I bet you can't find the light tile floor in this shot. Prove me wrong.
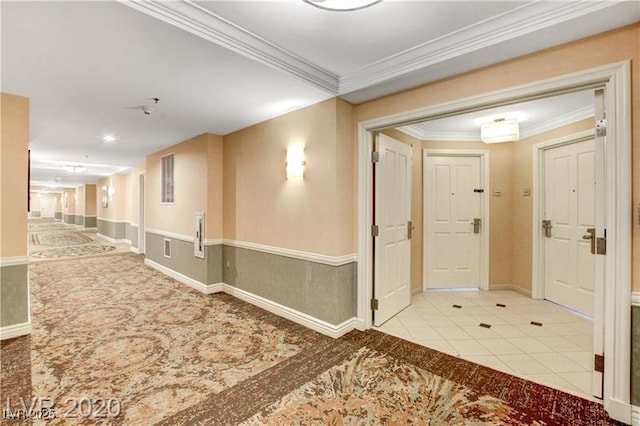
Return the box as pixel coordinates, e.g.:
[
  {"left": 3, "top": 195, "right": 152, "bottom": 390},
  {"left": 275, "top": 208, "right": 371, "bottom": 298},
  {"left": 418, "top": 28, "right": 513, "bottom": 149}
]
[{"left": 375, "top": 289, "right": 597, "bottom": 401}]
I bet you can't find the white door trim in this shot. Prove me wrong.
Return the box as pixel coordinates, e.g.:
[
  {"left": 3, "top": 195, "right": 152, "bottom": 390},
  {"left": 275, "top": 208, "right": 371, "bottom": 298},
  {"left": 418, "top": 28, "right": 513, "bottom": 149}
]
[
  {"left": 422, "top": 149, "right": 490, "bottom": 292},
  {"left": 356, "top": 61, "right": 631, "bottom": 423},
  {"left": 531, "top": 129, "right": 594, "bottom": 300},
  {"left": 138, "top": 172, "right": 146, "bottom": 255}
]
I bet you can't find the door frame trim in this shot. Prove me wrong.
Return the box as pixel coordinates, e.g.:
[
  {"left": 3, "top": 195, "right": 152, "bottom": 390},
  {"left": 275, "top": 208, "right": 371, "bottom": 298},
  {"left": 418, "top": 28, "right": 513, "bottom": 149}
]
[
  {"left": 531, "top": 129, "right": 595, "bottom": 301},
  {"left": 356, "top": 61, "right": 631, "bottom": 422},
  {"left": 422, "top": 149, "right": 490, "bottom": 291}
]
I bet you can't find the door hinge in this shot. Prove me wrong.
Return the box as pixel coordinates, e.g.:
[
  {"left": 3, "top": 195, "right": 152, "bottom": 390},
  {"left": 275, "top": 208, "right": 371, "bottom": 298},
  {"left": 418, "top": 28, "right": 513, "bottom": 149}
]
[
  {"left": 595, "top": 119, "right": 607, "bottom": 137},
  {"left": 594, "top": 354, "right": 604, "bottom": 373},
  {"left": 371, "top": 151, "right": 380, "bottom": 163},
  {"left": 407, "top": 221, "right": 414, "bottom": 239},
  {"left": 371, "top": 225, "right": 379, "bottom": 237},
  {"left": 371, "top": 298, "right": 379, "bottom": 310}
]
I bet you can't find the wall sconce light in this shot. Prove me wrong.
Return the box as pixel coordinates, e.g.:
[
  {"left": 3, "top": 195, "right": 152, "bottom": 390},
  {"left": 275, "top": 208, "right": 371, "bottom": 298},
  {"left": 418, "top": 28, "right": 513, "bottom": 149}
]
[
  {"left": 286, "top": 146, "right": 305, "bottom": 179},
  {"left": 480, "top": 118, "right": 520, "bottom": 143}
]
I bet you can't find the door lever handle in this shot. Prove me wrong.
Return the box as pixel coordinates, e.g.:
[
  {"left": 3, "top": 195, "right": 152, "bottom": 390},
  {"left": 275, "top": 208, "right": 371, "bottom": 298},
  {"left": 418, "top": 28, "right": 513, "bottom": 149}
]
[
  {"left": 542, "top": 220, "right": 552, "bottom": 237},
  {"left": 584, "top": 228, "right": 596, "bottom": 254},
  {"left": 472, "top": 218, "right": 481, "bottom": 234}
]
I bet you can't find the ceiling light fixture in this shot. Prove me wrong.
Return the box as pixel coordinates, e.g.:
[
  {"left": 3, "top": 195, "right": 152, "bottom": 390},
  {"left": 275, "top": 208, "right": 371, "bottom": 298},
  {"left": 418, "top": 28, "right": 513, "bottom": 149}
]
[
  {"left": 63, "top": 165, "right": 87, "bottom": 173},
  {"left": 303, "top": 0, "right": 382, "bottom": 12},
  {"left": 480, "top": 118, "right": 520, "bottom": 144},
  {"left": 103, "top": 135, "right": 115, "bottom": 142}
]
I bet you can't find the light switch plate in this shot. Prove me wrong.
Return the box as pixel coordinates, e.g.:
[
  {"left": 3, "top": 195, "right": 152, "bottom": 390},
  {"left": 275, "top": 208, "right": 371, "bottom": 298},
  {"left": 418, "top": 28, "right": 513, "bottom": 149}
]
[{"left": 493, "top": 189, "right": 502, "bottom": 197}]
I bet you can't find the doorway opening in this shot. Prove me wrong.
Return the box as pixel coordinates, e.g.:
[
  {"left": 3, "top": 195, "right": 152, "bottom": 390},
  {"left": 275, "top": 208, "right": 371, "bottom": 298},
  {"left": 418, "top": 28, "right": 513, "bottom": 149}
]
[{"left": 358, "top": 62, "right": 631, "bottom": 421}]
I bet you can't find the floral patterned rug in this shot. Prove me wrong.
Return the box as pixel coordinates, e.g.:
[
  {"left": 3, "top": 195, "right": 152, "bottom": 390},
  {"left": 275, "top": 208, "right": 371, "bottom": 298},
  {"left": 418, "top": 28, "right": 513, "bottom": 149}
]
[
  {"left": 1, "top": 254, "right": 622, "bottom": 425},
  {"left": 28, "top": 219, "right": 129, "bottom": 261},
  {"left": 31, "top": 231, "right": 93, "bottom": 246}
]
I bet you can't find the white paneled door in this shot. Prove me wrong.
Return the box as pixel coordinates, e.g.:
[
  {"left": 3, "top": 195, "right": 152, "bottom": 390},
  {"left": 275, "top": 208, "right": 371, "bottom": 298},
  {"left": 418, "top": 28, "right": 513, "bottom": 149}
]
[
  {"left": 373, "top": 134, "right": 412, "bottom": 326},
  {"left": 425, "top": 155, "right": 482, "bottom": 289},
  {"left": 543, "top": 139, "right": 596, "bottom": 316}
]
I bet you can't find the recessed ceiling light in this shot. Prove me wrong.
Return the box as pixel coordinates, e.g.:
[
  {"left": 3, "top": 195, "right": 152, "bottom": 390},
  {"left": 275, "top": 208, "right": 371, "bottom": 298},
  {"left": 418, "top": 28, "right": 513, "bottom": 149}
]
[
  {"left": 303, "top": 0, "right": 382, "bottom": 12},
  {"left": 103, "top": 135, "right": 115, "bottom": 142},
  {"left": 63, "top": 165, "right": 87, "bottom": 173}
]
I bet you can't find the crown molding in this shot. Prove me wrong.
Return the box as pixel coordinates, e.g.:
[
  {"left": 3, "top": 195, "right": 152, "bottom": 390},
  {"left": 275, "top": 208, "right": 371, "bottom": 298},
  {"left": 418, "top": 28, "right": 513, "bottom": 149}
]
[
  {"left": 339, "top": 1, "right": 621, "bottom": 94},
  {"left": 397, "top": 105, "right": 593, "bottom": 142},
  {"left": 122, "top": 1, "right": 625, "bottom": 102},
  {"left": 398, "top": 125, "right": 479, "bottom": 142},
  {"left": 520, "top": 105, "right": 594, "bottom": 139},
  {"left": 119, "top": 0, "right": 338, "bottom": 94}
]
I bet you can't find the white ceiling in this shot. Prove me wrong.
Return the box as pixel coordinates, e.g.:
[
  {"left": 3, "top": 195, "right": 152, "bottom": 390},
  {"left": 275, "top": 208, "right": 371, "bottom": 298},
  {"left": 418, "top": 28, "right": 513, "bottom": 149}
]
[
  {"left": 1, "top": 1, "right": 638, "bottom": 188},
  {"left": 398, "top": 90, "right": 595, "bottom": 142}
]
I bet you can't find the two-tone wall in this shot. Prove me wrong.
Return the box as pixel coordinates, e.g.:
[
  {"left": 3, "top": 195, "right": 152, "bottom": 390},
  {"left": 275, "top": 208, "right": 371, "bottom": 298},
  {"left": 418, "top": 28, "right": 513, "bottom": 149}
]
[
  {"left": 141, "top": 100, "right": 356, "bottom": 334},
  {"left": 144, "top": 134, "right": 223, "bottom": 288},
  {"left": 0, "top": 93, "right": 30, "bottom": 339},
  {"left": 96, "top": 174, "right": 129, "bottom": 243}
]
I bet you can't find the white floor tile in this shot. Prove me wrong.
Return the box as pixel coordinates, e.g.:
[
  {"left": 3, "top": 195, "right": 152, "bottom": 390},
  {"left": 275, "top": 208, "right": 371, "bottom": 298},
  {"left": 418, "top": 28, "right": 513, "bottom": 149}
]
[
  {"left": 532, "top": 352, "right": 586, "bottom": 373},
  {"left": 515, "top": 323, "right": 557, "bottom": 337},
  {"left": 395, "top": 288, "right": 595, "bottom": 400},
  {"left": 564, "top": 334, "right": 593, "bottom": 351},
  {"left": 398, "top": 316, "right": 432, "bottom": 328},
  {"left": 406, "top": 326, "right": 443, "bottom": 341},
  {"left": 449, "top": 315, "right": 479, "bottom": 326},
  {"left": 560, "top": 350, "right": 592, "bottom": 371},
  {"left": 478, "top": 338, "right": 523, "bottom": 355},
  {"left": 432, "top": 326, "right": 472, "bottom": 340},
  {"left": 508, "top": 337, "right": 555, "bottom": 353},
  {"left": 461, "top": 355, "right": 512, "bottom": 374},
  {"left": 424, "top": 317, "right": 457, "bottom": 327},
  {"left": 535, "top": 336, "right": 582, "bottom": 352},
  {"left": 448, "top": 339, "right": 491, "bottom": 356},
  {"left": 460, "top": 325, "right": 499, "bottom": 339},
  {"left": 491, "top": 325, "right": 528, "bottom": 338},
  {"left": 497, "top": 354, "right": 551, "bottom": 375},
  {"left": 558, "top": 371, "right": 593, "bottom": 396}
]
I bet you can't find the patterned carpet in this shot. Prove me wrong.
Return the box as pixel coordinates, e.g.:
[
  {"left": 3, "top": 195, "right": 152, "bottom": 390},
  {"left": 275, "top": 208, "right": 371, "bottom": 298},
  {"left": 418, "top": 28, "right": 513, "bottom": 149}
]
[
  {"left": 28, "top": 219, "right": 128, "bottom": 261},
  {"left": 1, "top": 254, "right": 623, "bottom": 425}
]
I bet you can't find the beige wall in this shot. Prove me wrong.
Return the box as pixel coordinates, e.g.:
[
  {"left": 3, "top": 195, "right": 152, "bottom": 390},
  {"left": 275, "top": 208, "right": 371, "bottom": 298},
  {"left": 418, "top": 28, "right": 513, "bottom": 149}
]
[
  {"left": 146, "top": 134, "right": 209, "bottom": 236},
  {"left": 85, "top": 184, "right": 96, "bottom": 216},
  {"left": 0, "top": 93, "right": 29, "bottom": 258},
  {"left": 354, "top": 24, "right": 640, "bottom": 291},
  {"left": 124, "top": 164, "right": 144, "bottom": 224},
  {"left": 207, "top": 134, "right": 224, "bottom": 240},
  {"left": 61, "top": 188, "right": 76, "bottom": 215},
  {"left": 97, "top": 174, "right": 126, "bottom": 221},
  {"left": 223, "top": 98, "right": 354, "bottom": 256},
  {"left": 76, "top": 185, "right": 85, "bottom": 216}
]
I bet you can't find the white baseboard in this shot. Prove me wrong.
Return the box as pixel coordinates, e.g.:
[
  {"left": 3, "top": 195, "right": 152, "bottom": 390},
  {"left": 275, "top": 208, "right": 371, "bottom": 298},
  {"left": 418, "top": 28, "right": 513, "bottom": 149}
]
[
  {"left": 632, "top": 291, "right": 640, "bottom": 307},
  {"left": 0, "top": 321, "right": 31, "bottom": 340},
  {"left": 84, "top": 227, "right": 98, "bottom": 231},
  {"left": 488, "top": 284, "right": 532, "bottom": 297},
  {"left": 130, "top": 246, "right": 139, "bottom": 254},
  {"left": 96, "top": 233, "right": 131, "bottom": 245},
  {"left": 221, "top": 284, "right": 357, "bottom": 338},
  {"left": 143, "top": 258, "right": 222, "bottom": 294},
  {"left": 631, "top": 405, "right": 639, "bottom": 426},
  {"left": 606, "top": 397, "right": 632, "bottom": 425},
  {"left": 142, "top": 260, "right": 357, "bottom": 338}
]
